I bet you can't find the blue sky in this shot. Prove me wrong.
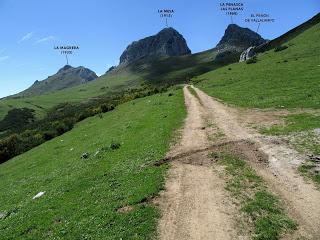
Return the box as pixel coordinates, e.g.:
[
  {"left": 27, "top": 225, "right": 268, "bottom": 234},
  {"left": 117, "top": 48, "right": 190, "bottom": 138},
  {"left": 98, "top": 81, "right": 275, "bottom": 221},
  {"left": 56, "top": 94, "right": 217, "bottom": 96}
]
[{"left": 0, "top": 0, "right": 319, "bottom": 97}]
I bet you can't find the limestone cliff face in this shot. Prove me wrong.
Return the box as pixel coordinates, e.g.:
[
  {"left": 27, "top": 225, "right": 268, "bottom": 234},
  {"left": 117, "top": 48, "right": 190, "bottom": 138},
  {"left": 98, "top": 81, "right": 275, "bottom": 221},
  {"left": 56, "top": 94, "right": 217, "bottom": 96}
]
[
  {"left": 217, "top": 24, "right": 266, "bottom": 50},
  {"left": 119, "top": 28, "right": 191, "bottom": 65}
]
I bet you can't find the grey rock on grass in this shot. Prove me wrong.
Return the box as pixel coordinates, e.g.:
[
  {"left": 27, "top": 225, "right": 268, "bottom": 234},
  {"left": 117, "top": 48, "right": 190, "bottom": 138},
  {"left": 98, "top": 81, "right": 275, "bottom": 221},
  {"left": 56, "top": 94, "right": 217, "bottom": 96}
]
[
  {"left": 0, "top": 212, "right": 8, "bottom": 220},
  {"left": 81, "top": 152, "right": 90, "bottom": 159}
]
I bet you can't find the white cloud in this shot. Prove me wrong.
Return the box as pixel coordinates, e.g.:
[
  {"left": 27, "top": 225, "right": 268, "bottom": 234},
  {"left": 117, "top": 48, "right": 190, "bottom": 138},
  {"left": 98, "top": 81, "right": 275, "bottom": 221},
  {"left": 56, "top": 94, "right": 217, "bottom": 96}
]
[
  {"left": 18, "top": 32, "right": 33, "bottom": 43},
  {"left": 35, "top": 36, "right": 55, "bottom": 44},
  {"left": 0, "top": 56, "right": 9, "bottom": 62}
]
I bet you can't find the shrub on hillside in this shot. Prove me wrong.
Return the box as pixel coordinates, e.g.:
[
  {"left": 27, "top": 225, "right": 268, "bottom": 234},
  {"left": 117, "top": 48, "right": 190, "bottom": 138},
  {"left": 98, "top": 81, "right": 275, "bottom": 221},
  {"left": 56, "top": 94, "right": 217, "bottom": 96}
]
[
  {"left": 43, "top": 131, "right": 56, "bottom": 141},
  {"left": 77, "top": 110, "right": 95, "bottom": 122},
  {"left": 0, "top": 108, "right": 35, "bottom": 132},
  {"left": 0, "top": 131, "right": 46, "bottom": 163},
  {"left": 110, "top": 140, "right": 121, "bottom": 150},
  {"left": 20, "top": 131, "right": 44, "bottom": 149},
  {"left": 274, "top": 45, "right": 288, "bottom": 52},
  {"left": 0, "top": 134, "right": 25, "bottom": 163},
  {"left": 92, "top": 107, "right": 102, "bottom": 115},
  {"left": 246, "top": 56, "right": 258, "bottom": 64},
  {"left": 52, "top": 118, "right": 75, "bottom": 136},
  {"left": 100, "top": 104, "right": 115, "bottom": 113}
]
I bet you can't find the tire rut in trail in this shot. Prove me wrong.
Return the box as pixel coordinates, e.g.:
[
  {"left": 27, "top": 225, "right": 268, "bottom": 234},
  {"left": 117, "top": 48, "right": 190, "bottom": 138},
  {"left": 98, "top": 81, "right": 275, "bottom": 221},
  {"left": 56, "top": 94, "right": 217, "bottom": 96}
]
[
  {"left": 155, "top": 140, "right": 267, "bottom": 167},
  {"left": 157, "top": 86, "right": 246, "bottom": 240},
  {"left": 192, "top": 85, "right": 320, "bottom": 239}
]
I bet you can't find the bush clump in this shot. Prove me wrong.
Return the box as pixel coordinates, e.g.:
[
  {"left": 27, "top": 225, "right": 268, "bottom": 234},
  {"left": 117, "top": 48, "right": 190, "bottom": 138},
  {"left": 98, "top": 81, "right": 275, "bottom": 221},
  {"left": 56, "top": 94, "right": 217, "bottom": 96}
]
[
  {"left": 246, "top": 56, "right": 258, "bottom": 64},
  {"left": 0, "top": 133, "right": 44, "bottom": 164},
  {"left": 0, "top": 108, "right": 35, "bottom": 132},
  {"left": 100, "top": 104, "right": 115, "bottom": 113},
  {"left": 274, "top": 45, "right": 288, "bottom": 52},
  {"left": 110, "top": 140, "right": 121, "bottom": 150}
]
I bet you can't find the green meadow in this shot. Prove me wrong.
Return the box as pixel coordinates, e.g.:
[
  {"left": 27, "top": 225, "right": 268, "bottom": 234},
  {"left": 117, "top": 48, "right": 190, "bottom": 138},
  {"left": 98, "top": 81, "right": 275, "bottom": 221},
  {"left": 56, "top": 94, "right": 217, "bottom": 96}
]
[{"left": 0, "top": 89, "right": 186, "bottom": 239}]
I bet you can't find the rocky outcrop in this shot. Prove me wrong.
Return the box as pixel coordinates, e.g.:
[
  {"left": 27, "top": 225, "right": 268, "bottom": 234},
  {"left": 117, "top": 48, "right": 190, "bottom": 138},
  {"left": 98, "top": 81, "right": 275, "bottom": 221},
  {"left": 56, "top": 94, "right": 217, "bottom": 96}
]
[
  {"left": 239, "top": 46, "right": 256, "bottom": 62},
  {"left": 106, "top": 66, "right": 116, "bottom": 74},
  {"left": 57, "top": 64, "right": 73, "bottom": 73},
  {"left": 239, "top": 40, "right": 271, "bottom": 62},
  {"left": 16, "top": 65, "right": 98, "bottom": 97},
  {"left": 214, "top": 24, "right": 266, "bottom": 63},
  {"left": 119, "top": 27, "right": 191, "bottom": 65}
]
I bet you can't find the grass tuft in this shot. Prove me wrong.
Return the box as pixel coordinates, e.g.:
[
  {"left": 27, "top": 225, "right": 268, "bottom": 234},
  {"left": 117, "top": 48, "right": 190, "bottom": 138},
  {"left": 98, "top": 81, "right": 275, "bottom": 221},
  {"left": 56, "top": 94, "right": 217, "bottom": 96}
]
[{"left": 298, "top": 162, "right": 320, "bottom": 187}]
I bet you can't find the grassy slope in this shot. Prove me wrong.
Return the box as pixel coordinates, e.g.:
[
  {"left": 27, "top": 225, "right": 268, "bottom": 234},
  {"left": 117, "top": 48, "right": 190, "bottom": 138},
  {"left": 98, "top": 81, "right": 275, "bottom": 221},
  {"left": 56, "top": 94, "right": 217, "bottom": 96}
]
[
  {"left": 255, "top": 13, "right": 320, "bottom": 53},
  {"left": 194, "top": 23, "right": 320, "bottom": 109},
  {"left": 0, "top": 89, "right": 186, "bottom": 239},
  {"left": 261, "top": 113, "right": 320, "bottom": 135}
]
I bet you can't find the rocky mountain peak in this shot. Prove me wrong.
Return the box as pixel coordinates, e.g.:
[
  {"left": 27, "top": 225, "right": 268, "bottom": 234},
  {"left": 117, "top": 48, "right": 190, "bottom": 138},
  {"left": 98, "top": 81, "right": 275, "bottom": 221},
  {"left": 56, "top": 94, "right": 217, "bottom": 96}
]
[
  {"left": 217, "top": 24, "right": 266, "bottom": 49},
  {"left": 157, "top": 27, "right": 182, "bottom": 37},
  {"left": 57, "top": 65, "right": 73, "bottom": 73},
  {"left": 119, "top": 27, "right": 191, "bottom": 65}
]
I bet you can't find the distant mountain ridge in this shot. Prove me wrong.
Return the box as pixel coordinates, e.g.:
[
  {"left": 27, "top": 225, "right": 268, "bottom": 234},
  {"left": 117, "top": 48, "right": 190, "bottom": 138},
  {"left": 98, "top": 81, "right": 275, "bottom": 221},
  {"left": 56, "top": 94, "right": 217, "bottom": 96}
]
[
  {"left": 13, "top": 65, "right": 98, "bottom": 97},
  {"left": 10, "top": 24, "right": 265, "bottom": 98},
  {"left": 119, "top": 27, "right": 191, "bottom": 65}
]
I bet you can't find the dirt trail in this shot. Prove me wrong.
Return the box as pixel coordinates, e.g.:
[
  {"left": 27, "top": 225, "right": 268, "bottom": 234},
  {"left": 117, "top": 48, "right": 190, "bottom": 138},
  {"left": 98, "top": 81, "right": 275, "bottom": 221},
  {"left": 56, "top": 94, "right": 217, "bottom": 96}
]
[
  {"left": 158, "top": 87, "right": 245, "bottom": 240},
  {"left": 158, "top": 85, "right": 320, "bottom": 239},
  {"left": 193, "top": 86, "right": 320, "bottom": 239}
]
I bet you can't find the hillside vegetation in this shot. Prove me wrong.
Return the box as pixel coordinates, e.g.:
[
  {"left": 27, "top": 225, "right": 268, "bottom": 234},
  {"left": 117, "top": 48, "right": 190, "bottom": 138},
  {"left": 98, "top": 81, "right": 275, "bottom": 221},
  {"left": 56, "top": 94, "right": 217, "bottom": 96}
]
[
  {"left": 0, "top": 46, "right": 237, "bottom": 122},
  {"left": 194, "top": 22, "right": 320, "bottom": 109},
  {"left": 0, "top": 68, "right": 142, "bottom": 120},
  {"left": 0, "top": 89, "right": 186, "bottom": 239}
]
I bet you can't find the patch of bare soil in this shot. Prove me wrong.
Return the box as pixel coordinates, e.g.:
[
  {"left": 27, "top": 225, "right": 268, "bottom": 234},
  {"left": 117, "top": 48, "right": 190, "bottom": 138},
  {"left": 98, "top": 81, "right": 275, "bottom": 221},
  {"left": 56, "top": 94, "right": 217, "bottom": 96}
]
[
  {"left": 117, "top": 206, "right": 134, "bottom": 213},
  {"left": 193, "top": 86, "right": 320, "bottom": 239}
]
